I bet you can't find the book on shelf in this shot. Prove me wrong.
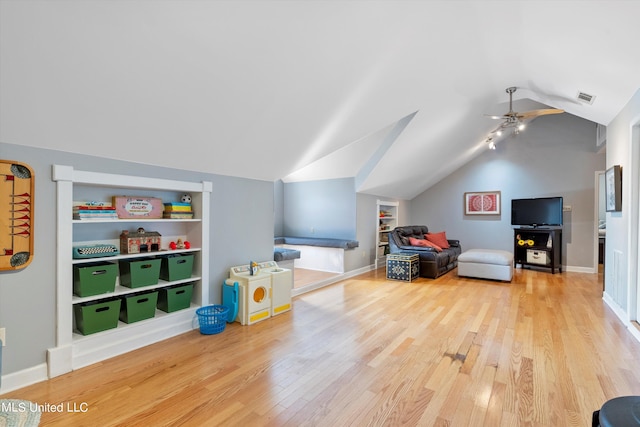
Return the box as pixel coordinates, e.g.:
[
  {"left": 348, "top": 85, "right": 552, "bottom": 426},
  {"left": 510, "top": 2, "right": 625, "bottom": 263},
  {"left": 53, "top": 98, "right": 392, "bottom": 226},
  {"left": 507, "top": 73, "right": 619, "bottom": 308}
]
[
  {"left": 73, "top": 213, "right": 119, "bottom": 220},
  {"left": 73, "top": 206, "right": 116, "bottom": 210},
  {"left": 73, "top": 211, "right": 118, "bottom": 219},
  {"left": 163, "top": 202, "right": 192, "bottom": 212},
  {"left": 73, "top": 203, "right": 113, "bottom": 218},
  {"left": 73, "top": 201, "right": 114, "bottom": 208},
  {"left": 162, "top": 212, "right": 194, "bottom": 219},
  {"left": 73, "top": 201, "right": 118, "bottom": 219},
  {"left": 163, "top": 206, "right": 192, "bottom": 212}
]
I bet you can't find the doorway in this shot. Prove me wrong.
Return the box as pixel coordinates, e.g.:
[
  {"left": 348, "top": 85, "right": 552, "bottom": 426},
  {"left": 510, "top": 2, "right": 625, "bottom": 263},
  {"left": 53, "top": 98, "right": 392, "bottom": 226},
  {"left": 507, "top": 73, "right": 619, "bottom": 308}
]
[{"left": 594, "top": 171, "right": 606, "bottom": 280}]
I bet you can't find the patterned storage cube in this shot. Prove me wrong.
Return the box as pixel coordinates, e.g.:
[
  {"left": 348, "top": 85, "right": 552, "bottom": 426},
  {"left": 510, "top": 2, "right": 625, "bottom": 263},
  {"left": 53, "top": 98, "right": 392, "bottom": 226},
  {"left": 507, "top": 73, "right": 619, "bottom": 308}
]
[{"left": 386, "top": 252, "right": 420, "bottom": 282}]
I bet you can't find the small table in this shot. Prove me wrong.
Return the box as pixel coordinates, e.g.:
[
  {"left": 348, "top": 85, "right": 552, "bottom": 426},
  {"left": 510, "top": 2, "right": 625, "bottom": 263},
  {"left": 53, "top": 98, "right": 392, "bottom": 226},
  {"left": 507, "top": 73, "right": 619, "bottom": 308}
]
[{"left": 387, "top": 252, "right": 420, "bottom": 282}]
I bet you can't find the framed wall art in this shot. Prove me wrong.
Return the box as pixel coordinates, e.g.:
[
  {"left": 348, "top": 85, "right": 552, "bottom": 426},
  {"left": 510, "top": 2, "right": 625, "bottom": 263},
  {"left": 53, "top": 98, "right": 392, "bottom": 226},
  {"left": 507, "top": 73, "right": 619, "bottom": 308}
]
[
  {"left": 1, "top": 159, "right": 34, "bottom": 270},
  {"left": 464, "top": 191, "right": 501, "bottom": 215},
  {"left": 605, "top": 165, "right": 622, "bottom": 212}
]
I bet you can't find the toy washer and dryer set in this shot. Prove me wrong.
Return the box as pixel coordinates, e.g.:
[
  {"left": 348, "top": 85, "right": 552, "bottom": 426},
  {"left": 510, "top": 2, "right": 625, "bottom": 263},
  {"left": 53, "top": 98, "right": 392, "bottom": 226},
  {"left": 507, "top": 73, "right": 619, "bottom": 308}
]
[{"left": 218, "top": 261, "right": 293, "bottom": 327}]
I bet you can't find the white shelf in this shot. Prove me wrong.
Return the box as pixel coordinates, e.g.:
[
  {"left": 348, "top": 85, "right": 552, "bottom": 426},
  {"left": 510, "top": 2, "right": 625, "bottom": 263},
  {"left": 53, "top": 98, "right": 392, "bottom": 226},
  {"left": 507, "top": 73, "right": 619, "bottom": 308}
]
[
  {"left": 71, "top": 304, "right": 198, "bottom": 341},
  {"left": 71, "top": 248, "right": 201, "bottom": 265},
  {"left": 73, "top": 218, "right": 201, "bottom": 224},
  {"left": 72, "top": 276, "right": 202, "bottom": 304},
  {"left": 49, "top": 165, "right": 211, "bottom": 377}
]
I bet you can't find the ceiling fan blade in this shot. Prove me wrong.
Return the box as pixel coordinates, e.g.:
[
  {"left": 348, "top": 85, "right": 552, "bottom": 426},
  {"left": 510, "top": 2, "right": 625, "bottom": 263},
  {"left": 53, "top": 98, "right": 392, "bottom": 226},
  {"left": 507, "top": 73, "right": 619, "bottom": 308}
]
[
  {"left": 484, "top": 114, "right": 505, "bottom": 120},
  {"left": 516, "top": 108, "right": 565, "bottom": 119}
]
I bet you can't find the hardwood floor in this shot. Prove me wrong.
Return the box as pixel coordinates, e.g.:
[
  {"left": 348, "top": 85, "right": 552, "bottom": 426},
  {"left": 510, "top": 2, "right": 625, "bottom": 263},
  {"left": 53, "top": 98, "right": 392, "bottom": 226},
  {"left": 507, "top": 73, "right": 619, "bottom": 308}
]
[
  {"left": 3, "top": 267, "right": 640, "bottom": 426},
  {"left": 293, "top": 268, "right": 339, "bottom": 289}
]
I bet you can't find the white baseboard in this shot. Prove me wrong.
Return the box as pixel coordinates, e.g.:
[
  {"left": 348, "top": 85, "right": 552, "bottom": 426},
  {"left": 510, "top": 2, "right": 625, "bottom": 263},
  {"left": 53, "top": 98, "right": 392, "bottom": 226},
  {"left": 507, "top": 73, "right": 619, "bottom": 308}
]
[
  {"left": 603, "top": 291, "right": 626, "bottom": 321},
  {"left": 47, "top": 345, "right": 73, "bottom": 378},
  {"left": 292, "top": 264, "right": 374, "bottom": 297},
  {"left": 516, "top": 265, "right": 597, "bottom": 274},
  {"left": 628, "top": 321, "right": 640, "bottom": 343},
  {"left": 564, "top": 265, "right": 597, "bottom": 273},
  {"left": 602, "top": 292, "right": 640, "bottom": 344},
  {"left": 0, "top": 363, "right": 48, "bottom": 395}
]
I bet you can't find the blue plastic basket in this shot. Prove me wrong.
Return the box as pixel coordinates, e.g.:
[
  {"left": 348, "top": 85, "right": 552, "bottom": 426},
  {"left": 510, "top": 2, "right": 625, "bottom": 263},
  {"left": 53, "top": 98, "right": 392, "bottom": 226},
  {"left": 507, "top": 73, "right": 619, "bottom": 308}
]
[{"left": 195, "top": 305, "right": 230, "bottom": 335}]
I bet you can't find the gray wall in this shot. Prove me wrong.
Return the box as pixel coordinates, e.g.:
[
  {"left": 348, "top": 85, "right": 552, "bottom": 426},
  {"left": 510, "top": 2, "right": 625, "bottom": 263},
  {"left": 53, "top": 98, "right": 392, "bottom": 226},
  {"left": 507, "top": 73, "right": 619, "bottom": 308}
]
[
  {"left": 273, "top": 179, "right": 284, "bottom": 237},
  {"left": 354, "top": 193, "right": 378, "bottom": 267},
  {"left": 410, "top": 113, "right": 605, "bottom": 270},
  {"left": 283, "top": 178, "right": 356, "bottom": 239},
  {"left": 0, "top": 142, "right": 274, "bottom": 376}
]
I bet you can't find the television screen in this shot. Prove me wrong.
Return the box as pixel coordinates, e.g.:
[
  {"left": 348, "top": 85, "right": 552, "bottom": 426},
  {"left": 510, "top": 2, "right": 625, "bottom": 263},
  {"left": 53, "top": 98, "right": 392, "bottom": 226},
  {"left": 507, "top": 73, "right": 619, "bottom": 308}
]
[{"left": 511, "top": 197, "right": 563, "bottom": 227}]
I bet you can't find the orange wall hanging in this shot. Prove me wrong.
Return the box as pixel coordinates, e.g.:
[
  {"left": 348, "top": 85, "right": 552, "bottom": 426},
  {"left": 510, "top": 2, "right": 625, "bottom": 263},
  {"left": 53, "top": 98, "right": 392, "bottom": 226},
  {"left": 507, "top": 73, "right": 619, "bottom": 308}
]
[{"left": 1, "top": 159, "right": 34, "bottom": 270}]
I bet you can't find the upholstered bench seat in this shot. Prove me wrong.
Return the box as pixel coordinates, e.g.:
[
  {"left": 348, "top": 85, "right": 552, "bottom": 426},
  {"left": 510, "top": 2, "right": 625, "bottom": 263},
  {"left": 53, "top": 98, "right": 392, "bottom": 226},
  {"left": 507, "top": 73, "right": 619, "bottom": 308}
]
[
  {"left": 458, "top": 249, "right": 513, "bottom": 282},
  {"left": 273, "top": 247, "right": 301, "bottom": 262},
  {"left": 275, "top": 237, "right": 359, "bottom": 249}
]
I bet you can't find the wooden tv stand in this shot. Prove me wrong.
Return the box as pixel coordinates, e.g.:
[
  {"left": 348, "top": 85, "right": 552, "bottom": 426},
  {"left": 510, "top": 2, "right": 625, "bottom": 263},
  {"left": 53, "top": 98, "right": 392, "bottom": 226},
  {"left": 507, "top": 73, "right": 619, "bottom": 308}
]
[{"left": 513, "top": 227, "right": 562, "bottom": 274}]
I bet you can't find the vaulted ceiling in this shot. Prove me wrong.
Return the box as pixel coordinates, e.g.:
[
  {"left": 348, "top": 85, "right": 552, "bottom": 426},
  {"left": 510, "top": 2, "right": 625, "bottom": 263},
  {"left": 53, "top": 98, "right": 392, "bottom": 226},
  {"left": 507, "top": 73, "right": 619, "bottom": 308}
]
[{"left": 1, "top": 1, "right": 640, "bottom": 200}]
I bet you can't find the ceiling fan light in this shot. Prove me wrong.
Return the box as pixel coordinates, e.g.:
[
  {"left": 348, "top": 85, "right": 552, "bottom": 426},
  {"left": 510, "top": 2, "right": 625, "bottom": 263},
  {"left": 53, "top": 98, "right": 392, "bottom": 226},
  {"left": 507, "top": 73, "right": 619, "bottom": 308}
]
[
  {"left": 518, "top": 122, "right": 526, "bottom": 131},
  {"left": 496, "top": 130, "right": 503, "bottom": 136}
]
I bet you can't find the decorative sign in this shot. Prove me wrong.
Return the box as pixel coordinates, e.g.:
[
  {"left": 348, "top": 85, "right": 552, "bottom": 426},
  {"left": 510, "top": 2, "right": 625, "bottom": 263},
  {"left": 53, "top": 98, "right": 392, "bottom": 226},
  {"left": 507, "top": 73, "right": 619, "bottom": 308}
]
[
  {"left": 1, "top": 160, "right": 35, "bottom": 270},
  {"left": 112, "top": 196, "right": 163, "bottom": 219},
  {"left": 464, "top": 191, "right": 501, "bottom": 215}
]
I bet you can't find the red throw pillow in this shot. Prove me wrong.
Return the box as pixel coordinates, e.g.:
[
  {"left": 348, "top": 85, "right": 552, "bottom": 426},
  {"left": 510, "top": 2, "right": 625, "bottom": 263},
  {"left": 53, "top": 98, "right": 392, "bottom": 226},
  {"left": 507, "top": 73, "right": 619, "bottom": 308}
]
[
  {"left": 425, "top": 231, "right": 450, "bottom": 249},
  {"left": 409, "top": 236, "right": 442, "bottom": 251}
]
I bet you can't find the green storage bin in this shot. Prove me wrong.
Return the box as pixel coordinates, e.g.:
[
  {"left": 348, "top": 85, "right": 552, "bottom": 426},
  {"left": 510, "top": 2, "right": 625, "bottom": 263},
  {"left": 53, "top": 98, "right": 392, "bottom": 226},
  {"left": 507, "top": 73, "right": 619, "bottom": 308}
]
[
  {"left": 119, "top": 258, "right": 162, "bottom": 288},
  {"left": 74, "top": 298, "right": 121, "bottom": 335},
  {"left": 73, "top": 262, "right": 118, "bottom": 297},
  {"left": 159, "top": 254, "right": 194, "bottom": 281},
  {"left": 120, "top": 291, "right": 159, "bottom": 323},
  {"left": 157, "top": 283, "right": 193, "bottom": 313}
]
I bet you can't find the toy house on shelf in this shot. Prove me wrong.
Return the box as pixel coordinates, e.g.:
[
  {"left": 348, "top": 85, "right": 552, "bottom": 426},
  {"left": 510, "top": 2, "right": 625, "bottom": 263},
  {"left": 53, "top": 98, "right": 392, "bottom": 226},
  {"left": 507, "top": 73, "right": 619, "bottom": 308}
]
[{"left": 120, "top": 228, "right": 162, "bottom": 254}]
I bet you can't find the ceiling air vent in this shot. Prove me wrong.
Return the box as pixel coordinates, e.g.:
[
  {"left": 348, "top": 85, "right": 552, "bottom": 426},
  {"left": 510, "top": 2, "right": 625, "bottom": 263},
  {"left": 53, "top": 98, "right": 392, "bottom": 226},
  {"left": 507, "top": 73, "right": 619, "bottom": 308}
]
[{"left": 577, "top": 91, "right": 596, "bottom": 105}]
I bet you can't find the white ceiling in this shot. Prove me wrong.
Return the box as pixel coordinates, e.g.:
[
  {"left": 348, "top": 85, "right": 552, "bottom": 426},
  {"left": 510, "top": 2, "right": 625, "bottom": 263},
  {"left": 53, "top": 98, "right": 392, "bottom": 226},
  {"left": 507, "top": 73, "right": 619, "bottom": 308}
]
[{"left": 1, "top": 1, "right": 639, "bottom": 199}]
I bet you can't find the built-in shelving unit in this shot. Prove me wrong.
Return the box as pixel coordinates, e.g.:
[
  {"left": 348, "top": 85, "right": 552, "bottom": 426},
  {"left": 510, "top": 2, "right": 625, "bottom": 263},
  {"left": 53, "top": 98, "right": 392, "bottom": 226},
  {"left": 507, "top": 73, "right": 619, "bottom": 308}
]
[
  {"left": 375, "top": 200, "right": 399, "bottom": 269},
  {"left": 49, "top": 165, "right": 211, "bottom": 377}
]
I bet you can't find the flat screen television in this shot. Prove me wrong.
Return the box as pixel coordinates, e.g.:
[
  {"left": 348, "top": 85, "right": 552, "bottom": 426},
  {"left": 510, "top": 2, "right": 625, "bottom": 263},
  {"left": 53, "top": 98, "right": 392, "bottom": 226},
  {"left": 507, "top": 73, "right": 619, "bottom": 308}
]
[{"left": 511, "top": 197, "right": 563, "bottom": 227}]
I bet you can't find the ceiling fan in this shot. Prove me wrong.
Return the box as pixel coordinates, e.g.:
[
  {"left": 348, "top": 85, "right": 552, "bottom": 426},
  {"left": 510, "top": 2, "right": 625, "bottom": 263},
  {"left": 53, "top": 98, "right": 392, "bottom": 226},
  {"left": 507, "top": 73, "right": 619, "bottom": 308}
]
[{"left": 487, "top": 87, "right": 564, "bottom": 135}]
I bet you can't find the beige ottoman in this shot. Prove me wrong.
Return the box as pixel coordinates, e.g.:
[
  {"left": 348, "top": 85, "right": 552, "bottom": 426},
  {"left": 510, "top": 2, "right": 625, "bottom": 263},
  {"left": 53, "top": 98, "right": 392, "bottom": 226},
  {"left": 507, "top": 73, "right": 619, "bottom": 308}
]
[{"left": 457, "top": 249, "right": 513, "bottom": 282}]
